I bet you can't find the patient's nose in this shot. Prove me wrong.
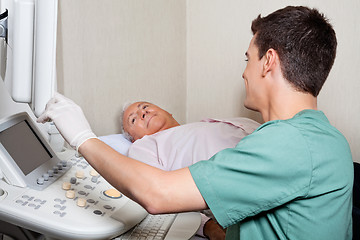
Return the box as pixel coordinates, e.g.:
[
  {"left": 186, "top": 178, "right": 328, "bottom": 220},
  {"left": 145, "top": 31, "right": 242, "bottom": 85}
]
[{"left": 138, "top": 109, "right": 146, "bottom": 119}]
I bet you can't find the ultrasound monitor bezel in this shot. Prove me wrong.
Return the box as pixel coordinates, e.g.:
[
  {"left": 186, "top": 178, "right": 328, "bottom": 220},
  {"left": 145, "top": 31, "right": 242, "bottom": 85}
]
[{"left": 0, "top": 112, "right": 67, "bottom": 190}]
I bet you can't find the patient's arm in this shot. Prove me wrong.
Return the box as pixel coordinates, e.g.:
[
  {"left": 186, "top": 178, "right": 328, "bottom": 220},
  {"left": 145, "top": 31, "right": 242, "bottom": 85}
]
[{"left": 79, "top": 138, "right": 207, "bottom": 214}]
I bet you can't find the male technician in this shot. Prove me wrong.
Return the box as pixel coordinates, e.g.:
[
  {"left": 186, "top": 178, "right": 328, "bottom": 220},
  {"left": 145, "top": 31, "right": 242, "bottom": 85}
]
[{"left": 38, "top": 6, "right": 353, "bottom": 239}]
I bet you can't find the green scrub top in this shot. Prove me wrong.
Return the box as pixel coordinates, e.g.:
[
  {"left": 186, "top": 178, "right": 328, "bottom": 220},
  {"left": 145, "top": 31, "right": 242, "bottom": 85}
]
[{"left": 189, "top": 110, "right": 353, "bottom": 240}]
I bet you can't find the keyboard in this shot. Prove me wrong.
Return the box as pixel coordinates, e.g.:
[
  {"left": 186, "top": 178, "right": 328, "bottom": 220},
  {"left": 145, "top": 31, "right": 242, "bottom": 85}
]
[{"left": 115, "top": 212, "right": 201, "bottom": 240}]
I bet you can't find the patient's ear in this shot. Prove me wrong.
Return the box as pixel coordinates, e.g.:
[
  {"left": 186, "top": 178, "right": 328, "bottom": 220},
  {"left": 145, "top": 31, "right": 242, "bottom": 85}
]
[{"left": 262, "top": 48, "right": 278, "bottom": 77}]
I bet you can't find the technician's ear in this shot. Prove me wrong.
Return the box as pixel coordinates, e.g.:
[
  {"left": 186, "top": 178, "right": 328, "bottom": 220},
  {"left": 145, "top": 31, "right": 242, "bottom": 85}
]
[{"left": 262, "top": 48, "right": 278, "bottom": 77}]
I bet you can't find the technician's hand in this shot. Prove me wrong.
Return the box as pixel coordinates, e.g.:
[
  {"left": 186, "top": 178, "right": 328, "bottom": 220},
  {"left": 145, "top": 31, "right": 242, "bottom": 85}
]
[{"left": 37, "top": 92, "right": 97, "bottom": 151}]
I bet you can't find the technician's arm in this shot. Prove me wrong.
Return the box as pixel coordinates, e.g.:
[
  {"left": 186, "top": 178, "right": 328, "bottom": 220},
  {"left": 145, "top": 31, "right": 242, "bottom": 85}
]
[
  {"left": 37, "top": 93, "right": 207, "bottom": 214},
  {"left": 79, "top": 138, "right": 207, "bottom": 214}
]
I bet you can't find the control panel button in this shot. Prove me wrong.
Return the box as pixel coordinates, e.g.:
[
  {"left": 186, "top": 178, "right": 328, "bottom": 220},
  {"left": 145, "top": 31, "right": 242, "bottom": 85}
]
[
  {"left": 62, "top": 182, "right": 71, "bottom": 190},
  {"left": 90, "top": 169, "right": 99, "bottom": 177},
  {"left": 77, "top": 198, "right": 86, "bottom": 207},
  {"left": 103, "top": 205, "right": 112, "bottom": 210},
  {"left": 93, "top": 210, "right": 102, "bottom": 215},
  {"left": 65, "top": 190, "right": 75, "bottom": 199},
  {"left": 78, "top": 191, "right": 86, "bottom": 195},
  {"left": 91, "top": 176, "right": 99, "bottom": 183},
  {"left": 103, "top": 189, "right": 122, "bottom": 199},
  {"left": 76, "top": 170, "right": 84, "bottom": 179}
]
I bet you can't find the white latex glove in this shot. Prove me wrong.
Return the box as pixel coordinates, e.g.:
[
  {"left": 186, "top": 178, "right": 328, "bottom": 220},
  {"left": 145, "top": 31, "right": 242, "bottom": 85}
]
[{"left": 37, "top": 92, "right": 97, "bottom": 151}]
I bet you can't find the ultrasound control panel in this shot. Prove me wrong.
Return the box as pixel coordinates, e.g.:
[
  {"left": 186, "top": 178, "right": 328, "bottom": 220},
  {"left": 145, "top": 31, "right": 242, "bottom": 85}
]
[{"left": 0, "top": 113, "right": 148, "bottom": 239}]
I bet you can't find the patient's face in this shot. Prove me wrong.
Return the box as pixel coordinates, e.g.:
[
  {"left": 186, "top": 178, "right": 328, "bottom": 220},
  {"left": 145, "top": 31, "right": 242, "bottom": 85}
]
[{"left": 123, "top": 102, "right": 179, "bottom": 142}]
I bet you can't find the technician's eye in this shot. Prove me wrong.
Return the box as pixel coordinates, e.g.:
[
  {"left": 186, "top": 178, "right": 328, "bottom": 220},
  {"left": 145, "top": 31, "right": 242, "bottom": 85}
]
[
  {"left": 143, "top": 105, "right": 149, "bottom": 109},
  {"left": 131, "top": 118, "right": 136, "bottom": 124}
]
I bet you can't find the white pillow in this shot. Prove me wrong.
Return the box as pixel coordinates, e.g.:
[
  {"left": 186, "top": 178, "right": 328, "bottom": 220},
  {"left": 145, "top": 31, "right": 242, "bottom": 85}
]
[{"left": 98, "top": 134, "right": 132, "bottom": 155}]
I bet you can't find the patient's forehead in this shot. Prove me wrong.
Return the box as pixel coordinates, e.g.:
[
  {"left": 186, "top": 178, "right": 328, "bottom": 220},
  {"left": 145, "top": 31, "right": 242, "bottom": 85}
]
[
  {"left": 123, "top": 102, "right": 140, "bottom": 121},
  {"left": 123, "top": 101, "right": 156, "bottom": 122},
  {"left": 125, "top": 102, "right": 149, "bottom": 115}
]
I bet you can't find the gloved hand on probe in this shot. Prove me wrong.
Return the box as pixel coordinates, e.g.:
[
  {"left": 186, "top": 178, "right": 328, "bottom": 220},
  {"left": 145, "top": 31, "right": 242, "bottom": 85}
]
[{"left": 37, "top": 92, "right": 97, "bottom": 151}]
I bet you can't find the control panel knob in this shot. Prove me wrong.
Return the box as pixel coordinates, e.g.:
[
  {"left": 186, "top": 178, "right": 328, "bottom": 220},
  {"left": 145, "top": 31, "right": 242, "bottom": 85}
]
[
  {"left": 56, "top": 163, "right": 63, "bottom": 170},
  {"left": 42, "top": 173, "right": 49, "bottom": 181},
  {"left": 37, "top": 177, "right": 44, "bottom": 185},
  {"left": 47, "top": 170, "right": 54, "bottom": 177},
  {"left": 70, "top": 177, "right": 77, "bottom": 184},
  {"left": 61, "top": 160, "right": 67, "bottom": 167}
]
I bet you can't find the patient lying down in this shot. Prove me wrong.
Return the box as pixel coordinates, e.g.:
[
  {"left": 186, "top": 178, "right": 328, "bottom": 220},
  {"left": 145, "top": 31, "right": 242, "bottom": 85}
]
[{"left": 118, "top": 101, "right": 260, "bottom": 239}]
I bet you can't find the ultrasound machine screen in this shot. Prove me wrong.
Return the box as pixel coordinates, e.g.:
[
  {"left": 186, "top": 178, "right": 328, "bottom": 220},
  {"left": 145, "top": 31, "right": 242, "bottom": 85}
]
[{"left": 0, "top": 120, "right": 52, "bottom": 175}]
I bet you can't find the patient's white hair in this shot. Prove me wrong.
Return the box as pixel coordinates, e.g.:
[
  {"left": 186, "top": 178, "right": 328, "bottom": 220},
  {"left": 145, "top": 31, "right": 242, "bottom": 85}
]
[{"left": 120, "top": 101, "right": 135, "bottom": 142}]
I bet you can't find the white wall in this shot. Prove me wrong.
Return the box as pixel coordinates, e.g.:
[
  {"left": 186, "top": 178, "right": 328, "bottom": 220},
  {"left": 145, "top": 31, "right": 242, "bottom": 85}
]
[
  {"left": 57, "top": 0, "right": 186, "bottom": 135},
  {"left": 186, "top": 0, "right": 360, "bottom": 162},
  {"left": 57, "top": 0, "right": 360, "bottom": 162}
]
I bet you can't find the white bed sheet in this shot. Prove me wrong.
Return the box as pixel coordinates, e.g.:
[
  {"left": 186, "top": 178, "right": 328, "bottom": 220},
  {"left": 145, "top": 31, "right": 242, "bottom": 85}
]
[{"left": 98, "top": 134, "right": 132, "bottom": 155}]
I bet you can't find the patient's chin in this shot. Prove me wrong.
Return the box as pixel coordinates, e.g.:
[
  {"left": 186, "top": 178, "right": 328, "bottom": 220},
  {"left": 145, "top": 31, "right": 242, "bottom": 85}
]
[{"left": 148, "top": 118, "right": 166, "bottom": 134}]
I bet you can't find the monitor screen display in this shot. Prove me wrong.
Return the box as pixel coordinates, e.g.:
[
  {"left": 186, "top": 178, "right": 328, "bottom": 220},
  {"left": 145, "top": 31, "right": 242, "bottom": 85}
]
[{"left": 0, "top": 120, "right": 52, "bottom": 175}]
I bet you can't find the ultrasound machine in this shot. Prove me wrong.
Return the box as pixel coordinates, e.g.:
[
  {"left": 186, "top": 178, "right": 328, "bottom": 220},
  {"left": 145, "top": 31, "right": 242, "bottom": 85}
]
[{"left": 0, "top": 1, "right": 201, "bottom": 239}]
